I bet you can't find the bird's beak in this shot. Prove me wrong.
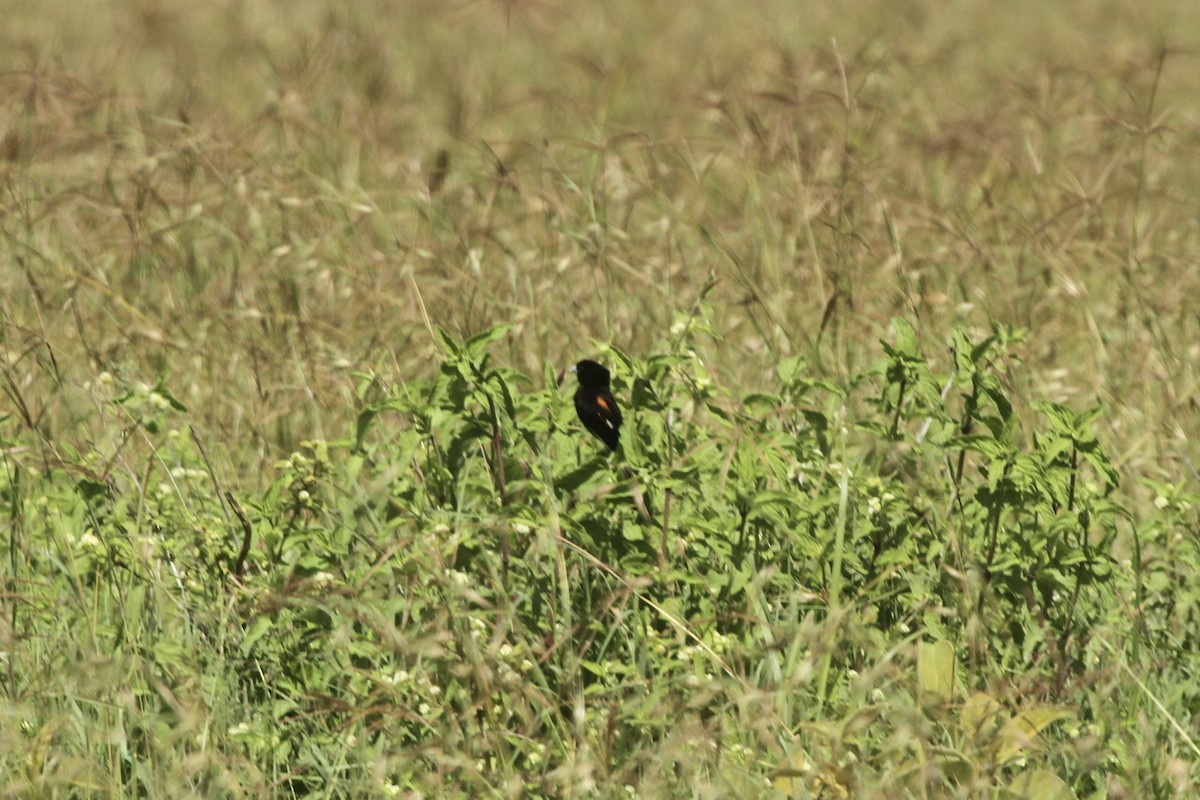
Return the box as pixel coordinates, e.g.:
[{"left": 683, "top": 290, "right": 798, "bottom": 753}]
[{"left": 569, "top": 365, "right": 577, "bottom": 374}]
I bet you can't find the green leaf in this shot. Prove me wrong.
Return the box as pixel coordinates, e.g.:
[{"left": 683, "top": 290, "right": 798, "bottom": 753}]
[
  {"left": 435, "top": 325, "right": 462, "bottom": 356},
  {"left": 241, "top": 615, "right": 275, "bottom": 655},
  {"left": 890, "top": 317, "right": 919, "bottom": 356},
  {"left": 153, "top": 377, "right": 189, "bottom": 412},
  {"left": 744, "top": 392, "right": 782, "bottom": 409},
  {"left": 969, "top": 332, "right": 997, "bottom": 365},
  {"left": 354, "top": 406, "right": 379, "bottom": 450},
  {"left": 555, "top": 461, "right": 606, "bottom": 492},
  {"left": 981, "top": 380, "right": 1014, "bottom": 426},
  {"left": 76, "top": 477, "right": 111, "bottom": 502},
  {"left": 949, "top": 434, "right": 1014, "bottom": 460},
  {"left": 1080, "top": 446, "right": 1120, "bottom": 488},
  {"left": 776, "top": 354, "right": 807, "bottom": 386},
  {"left": 1034, "top": 401, "right": 1082, "bottom": 439},
  {"left": 465, "top": 323, "right": 514, "bottom": 358}
]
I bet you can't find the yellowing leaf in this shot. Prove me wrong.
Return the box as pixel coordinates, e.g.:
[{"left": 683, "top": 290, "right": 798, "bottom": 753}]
[
  {"left": 996, "top": 708, "right": 1074, "bottom": 764},
  {"left": 1005, "top": 768, "right": 1077, "bottom": 800},
  {"left": 962, "top": 691, "right": 1003, "bottom": 736},
  {"left": 919, "top": 639, "right": 957, "bottom": 700}
]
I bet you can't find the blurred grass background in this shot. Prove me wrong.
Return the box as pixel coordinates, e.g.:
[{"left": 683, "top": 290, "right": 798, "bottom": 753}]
[{"left": 4, "top": 0, "right": 1198, "bottom": 482}]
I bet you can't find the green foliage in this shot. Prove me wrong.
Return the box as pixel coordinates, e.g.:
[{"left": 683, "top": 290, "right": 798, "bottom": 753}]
[{"left": 5, "top": 321, "right": 1193, "bottom": 797}]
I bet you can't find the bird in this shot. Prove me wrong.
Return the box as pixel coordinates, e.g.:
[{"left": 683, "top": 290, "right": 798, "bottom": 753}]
[{"left": 571, "top": 359, "right": 622, "bottom": 452}]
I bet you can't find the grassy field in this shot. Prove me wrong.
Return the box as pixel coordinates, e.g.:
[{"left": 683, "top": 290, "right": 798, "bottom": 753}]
[{"left": 3, "top": 1, "right": 1200, "bottom": 797}]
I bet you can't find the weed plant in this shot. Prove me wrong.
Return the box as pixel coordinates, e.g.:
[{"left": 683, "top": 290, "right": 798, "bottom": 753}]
[{"left": 3, "top": 318, "right": 1196, "bottom": 797}]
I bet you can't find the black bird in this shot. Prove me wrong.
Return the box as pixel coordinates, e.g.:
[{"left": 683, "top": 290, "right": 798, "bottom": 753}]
[{"left": 571, "top": 359, "right": 622, "bottom": 452}]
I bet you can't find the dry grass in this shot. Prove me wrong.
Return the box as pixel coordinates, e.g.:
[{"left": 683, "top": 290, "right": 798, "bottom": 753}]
[
  {"left": 4, "top": 2, "right": 1199, "bottom": 487},
  {"left": 4, "top": 3, "right": 1200, "bottom": 477}
]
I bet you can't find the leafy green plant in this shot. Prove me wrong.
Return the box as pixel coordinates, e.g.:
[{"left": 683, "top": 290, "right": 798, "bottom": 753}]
[{"left": 0, "top": 320, "right": 1186, "bottom": 798}]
